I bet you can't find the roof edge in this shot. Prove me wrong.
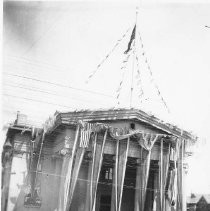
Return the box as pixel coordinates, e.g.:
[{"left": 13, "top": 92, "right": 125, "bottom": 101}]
[{"left": 56, "top": 108, "right": 197, "bottom": 141}]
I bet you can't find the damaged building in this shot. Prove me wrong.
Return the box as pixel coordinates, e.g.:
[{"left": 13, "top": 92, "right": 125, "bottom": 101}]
[{"left": 2, "top": 109, "right": 196, "bottom": 211}]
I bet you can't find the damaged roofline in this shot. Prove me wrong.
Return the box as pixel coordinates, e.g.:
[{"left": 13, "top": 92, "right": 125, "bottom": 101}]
[{"left": 55, "top": 108, "right": 197, "bottom": 141}]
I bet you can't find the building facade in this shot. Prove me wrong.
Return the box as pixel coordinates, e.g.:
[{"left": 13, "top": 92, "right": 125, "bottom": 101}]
[
  {"left": 2, "top": 109, "right": 196, "bottom": 211},
  {"left": 187, "top": 194, "right": 210, "bottom": 211}
]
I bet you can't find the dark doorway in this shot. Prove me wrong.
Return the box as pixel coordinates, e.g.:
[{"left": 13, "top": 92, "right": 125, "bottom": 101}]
[
  {"left": 121, "top": 164, "right": 136, "bottom": 211},
  {"left": 97, "top": 155, "right": 114, "bottom": 211},
  {"left": 99, "top": 195, "right": 111, "bottom": 211}
]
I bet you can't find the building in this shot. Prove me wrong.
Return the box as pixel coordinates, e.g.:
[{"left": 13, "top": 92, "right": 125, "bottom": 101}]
[
  {"left": 2, "top": 109, "right": 196, "bottom": 211},
  {"left": 187, "top": 194, "right": 210, "bottom": 211}
]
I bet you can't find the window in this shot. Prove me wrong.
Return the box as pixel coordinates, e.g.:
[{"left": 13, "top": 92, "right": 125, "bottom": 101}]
[
  {"left": 130, "top": 123, "right": 135, "bottom": 130},
  {"left": 101, "top": 167, "right": 113, "bottom": 181}
]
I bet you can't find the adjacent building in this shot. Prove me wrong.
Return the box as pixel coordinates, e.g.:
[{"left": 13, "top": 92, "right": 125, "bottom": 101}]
[
  {"left": 187, "top": 194, "right": 210, "bottom": 211},
  {"left": 2, "top": 109, "right": 197, "bottom": 211}
]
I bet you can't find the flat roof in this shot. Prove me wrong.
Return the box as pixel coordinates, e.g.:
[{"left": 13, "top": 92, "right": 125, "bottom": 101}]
[{"left": 55, "top": 108, "right": 197, "bottom": 141}]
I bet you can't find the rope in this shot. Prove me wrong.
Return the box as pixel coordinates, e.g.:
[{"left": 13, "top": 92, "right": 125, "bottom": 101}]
[
  {"left": 135, "top": 54, "right": 144, "bottom": 103},
  {"left": 115, "top": 49, "right": 133, "bottom": 106},
  {"left": 86, "top": 27, "right": 131, "bottom": 84},
  {"left": 137, "top": 31, "right": 170, "bottom": 113}
]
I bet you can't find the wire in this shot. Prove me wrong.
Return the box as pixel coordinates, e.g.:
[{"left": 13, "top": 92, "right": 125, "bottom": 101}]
[
  {"left": 4, "top": 168, "right": 179, "bottom": 193},
  {"left": 3, "top": 83, "right": 111, "bottom": 106},
  {"left": 4, "top": 138, "right": 182, "bottom": 195},
  {"left": 6, "top": 55, "right": 71, "bottom": 74},
  {"left": 3, "top": 72, "right": 114, "bottom": 98},
  {"left": 137, "top": 31, "right": 170, "bottom": 113},
  {"left": 135, "top": 54, "right": 144, "bottom": 103},
  {"left": 3, "top": 93, "right": 77, "bottom": 109},
  {"left": 4, "top": 153, "right": 183, "bottom": 174},
  {"left": 21, "top": 10, "right": 64, "bottom": 57},
  {"left": 4, "top": 59, "right": 64, "bottom": 76},
  {"left": 115, "top": 49, "right": 133, "bottom": 106},
  {"left": 86, "top": 27, "right": 131, "bottom": 84}
]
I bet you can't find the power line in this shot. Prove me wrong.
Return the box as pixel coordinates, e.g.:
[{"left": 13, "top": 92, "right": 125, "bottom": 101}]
[
  {"left": 3, "top": 83, "right": 110, "bottom": 106},
  {"left": 4, "top": 167, "right": 175, "bottom": 193},
  {"left": 21, "top": 10, "right": 64, "bottom": 57},
  {"left": 5, "top": 55, "right": 71, "bottom": 74},
  {"left": 3, "top": 72, "right": 114, "bottom": 98},
  {"left": 3, "top": 93, "right": 77, "bottom": 110}
]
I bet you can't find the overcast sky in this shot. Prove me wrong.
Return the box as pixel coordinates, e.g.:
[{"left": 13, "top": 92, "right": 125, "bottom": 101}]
[{"left": 2, "top": 0, "right": 210, "bottom": 194}]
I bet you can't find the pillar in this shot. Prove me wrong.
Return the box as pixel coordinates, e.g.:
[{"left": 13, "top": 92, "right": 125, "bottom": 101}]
[
  {"left": 85, "top": 152, "right": 93, "bottom": 211},
  {"left": 134, "top": 158, "right": 141, "bottom": 211}
]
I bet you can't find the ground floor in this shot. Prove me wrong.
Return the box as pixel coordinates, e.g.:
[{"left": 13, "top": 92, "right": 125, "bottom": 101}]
[{"left": 13, "top": 132, "right": 183, "bottom": 211}]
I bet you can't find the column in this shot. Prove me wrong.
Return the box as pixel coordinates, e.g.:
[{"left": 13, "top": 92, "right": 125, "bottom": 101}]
[
  {"left": 111, "top": 156, "right": 117, "bottom": 211},
  {"left": 52, "top": 155, "right": 63, "bottom": 210},
  {"left": 134, "top": 148, "right": 151, "bottom": 211},
  {"left": 154, "top": 170, "right": 161, "bottom": 211},
  {"left": 85, "top": 152, "right": 93, "bottom": 211},
  {"left": 134, "top": 158, "right": 141, "bottom": 211},
  {"left": 57, "top": 150, "right": 72, "bottom": 211}
]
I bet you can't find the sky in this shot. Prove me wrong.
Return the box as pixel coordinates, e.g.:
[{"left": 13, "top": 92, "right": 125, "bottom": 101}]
[{"left": 2, "top": 0, "right": 210, "bottom": 195}]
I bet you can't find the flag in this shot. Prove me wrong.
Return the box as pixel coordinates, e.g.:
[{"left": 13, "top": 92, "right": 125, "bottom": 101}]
[
  {"left": 79, "top": 122, "right": 94, "bottom": 148},
  {"left": 124, "top": 25, "right": 136, "bottom": 54}
]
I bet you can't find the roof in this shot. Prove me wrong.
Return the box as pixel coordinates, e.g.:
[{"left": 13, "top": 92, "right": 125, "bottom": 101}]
[
  {"left": 55, "top": 108, "right": 197, "bottom": 141},
  {"left": 6, "top": 108, "right": 197, "bottom": 143},
  {"left": 187, "top": 194, "right": 210, "bottom": 204}
]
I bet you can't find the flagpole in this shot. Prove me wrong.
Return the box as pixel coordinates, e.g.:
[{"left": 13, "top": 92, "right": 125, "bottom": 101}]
[{"left": 130, "top": 7, "right": 138, "bottom": 108}]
